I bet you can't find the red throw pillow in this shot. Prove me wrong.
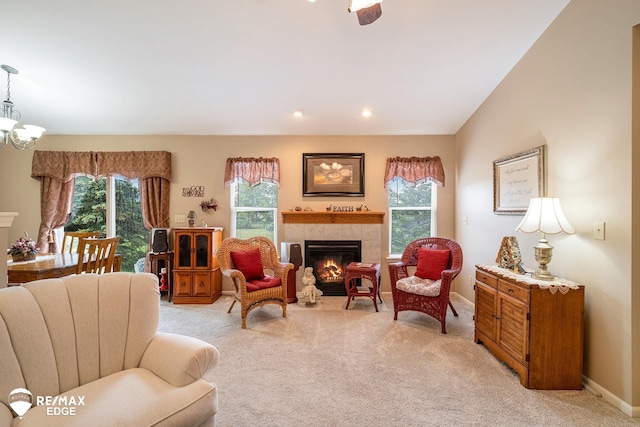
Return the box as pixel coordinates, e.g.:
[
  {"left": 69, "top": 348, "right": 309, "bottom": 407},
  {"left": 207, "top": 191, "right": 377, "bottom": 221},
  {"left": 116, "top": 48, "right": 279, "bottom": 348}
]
[
  {"left": 230, "top": 248, "right": 264, "bottom": 281},
  {"left": 415, "top": 248, "right": 450, "bottom": 280}
]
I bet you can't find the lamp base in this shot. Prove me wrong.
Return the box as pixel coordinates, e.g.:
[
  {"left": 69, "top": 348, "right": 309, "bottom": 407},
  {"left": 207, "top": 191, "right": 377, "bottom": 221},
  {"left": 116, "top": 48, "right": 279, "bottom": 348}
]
[
  {"left": 533, "top": 238, "right": 555, "bottom": 281},
  {"left": 532, "top": 267, "right": 554, "bottom": 281}
]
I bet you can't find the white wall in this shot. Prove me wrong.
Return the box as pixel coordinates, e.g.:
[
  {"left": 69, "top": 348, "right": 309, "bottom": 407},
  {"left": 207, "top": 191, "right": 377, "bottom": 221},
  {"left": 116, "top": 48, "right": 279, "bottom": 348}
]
[{"left": 456, "top": 0, "right": 640, "bottom": 414}]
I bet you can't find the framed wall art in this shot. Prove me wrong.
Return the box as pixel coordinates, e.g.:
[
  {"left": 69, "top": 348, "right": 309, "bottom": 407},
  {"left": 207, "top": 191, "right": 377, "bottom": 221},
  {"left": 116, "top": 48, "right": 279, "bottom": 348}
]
[
  {"left": 302, "top": 153, "right": 365, "bottom": 197},
  {"left": 493, "top": 145, "right": 546, "bottom": 214}
]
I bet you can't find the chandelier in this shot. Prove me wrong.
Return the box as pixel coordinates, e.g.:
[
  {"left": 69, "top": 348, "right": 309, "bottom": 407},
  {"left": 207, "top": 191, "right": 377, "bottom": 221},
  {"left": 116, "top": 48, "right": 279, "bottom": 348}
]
[{"left": 0, "top": 65, "right": 46, "bottom": 150}]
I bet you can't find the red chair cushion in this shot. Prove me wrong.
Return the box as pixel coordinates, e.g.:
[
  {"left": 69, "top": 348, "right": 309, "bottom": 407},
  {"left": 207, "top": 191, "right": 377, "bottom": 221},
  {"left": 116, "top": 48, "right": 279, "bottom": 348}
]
[
  {"left": 415, "top": 248, "right": 450, "bottom": 280},
  {"left": 230, "top": 248, "right": 264, "bottom": 281},
  {"left": 246, "top": 275, "right": 282, "bottom": 292}
]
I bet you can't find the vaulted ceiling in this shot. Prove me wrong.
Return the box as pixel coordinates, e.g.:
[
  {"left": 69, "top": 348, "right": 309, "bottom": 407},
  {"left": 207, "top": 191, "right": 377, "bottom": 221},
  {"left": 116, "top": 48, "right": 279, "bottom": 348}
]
[{"left": 2, "top": 0, "right": 569, "bottom": 136}]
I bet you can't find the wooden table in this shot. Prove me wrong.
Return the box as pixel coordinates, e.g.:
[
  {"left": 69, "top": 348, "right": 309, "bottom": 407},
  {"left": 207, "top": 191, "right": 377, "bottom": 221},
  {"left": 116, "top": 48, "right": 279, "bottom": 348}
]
[{"left": 7, "top": 253, "right": 122, "bottom": 285}]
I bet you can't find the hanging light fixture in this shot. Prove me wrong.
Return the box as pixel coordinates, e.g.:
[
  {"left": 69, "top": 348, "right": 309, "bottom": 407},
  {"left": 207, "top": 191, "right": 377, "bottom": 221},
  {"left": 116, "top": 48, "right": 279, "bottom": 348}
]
[
  {"left": 348, "top": 0, "right": 383, "bottom": 25},
  {"left": 0, "top": 65, "right": 46, "bottom": 150}
]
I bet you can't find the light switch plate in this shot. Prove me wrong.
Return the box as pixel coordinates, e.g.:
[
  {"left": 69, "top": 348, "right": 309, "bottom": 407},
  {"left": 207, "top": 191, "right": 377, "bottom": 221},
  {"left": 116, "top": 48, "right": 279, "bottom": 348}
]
[
  {"left": 175, "top": 214, "right": 186, "bottom": 223},
  {"left": 593, "top": 221, "right": 605, "bottom": 240}
]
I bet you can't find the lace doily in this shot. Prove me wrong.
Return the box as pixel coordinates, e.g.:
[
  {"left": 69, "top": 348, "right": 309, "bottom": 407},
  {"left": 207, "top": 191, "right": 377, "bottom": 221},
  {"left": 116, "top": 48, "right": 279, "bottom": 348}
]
[{"left": 477, "top": 264, "right": 581, "bottom": 295}]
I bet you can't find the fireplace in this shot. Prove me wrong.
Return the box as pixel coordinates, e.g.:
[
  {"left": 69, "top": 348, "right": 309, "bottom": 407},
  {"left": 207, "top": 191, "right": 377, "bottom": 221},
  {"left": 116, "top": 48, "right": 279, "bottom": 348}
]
[{"left": 304, "top": 240, "right": 361, "bottom": 296}]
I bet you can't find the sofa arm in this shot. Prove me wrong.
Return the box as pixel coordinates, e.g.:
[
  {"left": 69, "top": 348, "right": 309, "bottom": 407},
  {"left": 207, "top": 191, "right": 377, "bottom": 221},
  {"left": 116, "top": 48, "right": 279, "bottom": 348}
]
[{"left": 139, "top": 332, "right": 219, "bottom": 387}]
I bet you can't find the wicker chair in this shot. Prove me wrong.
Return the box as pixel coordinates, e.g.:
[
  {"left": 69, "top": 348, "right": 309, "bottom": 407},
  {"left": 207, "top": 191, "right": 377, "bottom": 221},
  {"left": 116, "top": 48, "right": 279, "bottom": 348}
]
[
  {"left": 217, "top": 236, "right": 293, "bottom": 329},
  {"left": 388, "top": 237, "right": 463, "bottom": 334}
]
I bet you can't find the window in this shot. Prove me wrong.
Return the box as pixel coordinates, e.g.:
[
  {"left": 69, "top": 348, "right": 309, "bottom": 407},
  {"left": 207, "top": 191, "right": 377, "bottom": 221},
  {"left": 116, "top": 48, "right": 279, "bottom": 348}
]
[
  {"left": 64, "top": 175, "right": 149, "bottom": 272},
  {"left": 231, "top": 181, "right": 278, "bottom": 240},
  {"left": 387, "top": 177, "right": 437, "bottom": 255}
]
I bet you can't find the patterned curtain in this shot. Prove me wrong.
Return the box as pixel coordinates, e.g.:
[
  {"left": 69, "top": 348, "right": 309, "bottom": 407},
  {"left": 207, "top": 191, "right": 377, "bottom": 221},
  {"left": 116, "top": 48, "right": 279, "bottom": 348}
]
[
  {"left": 95, "top": 151, "right": 171, "bottom": 181},
  {"left": 224, "top": 157, "right": 280, "bottom": 187},
  {"left": 97, "top": 151, "right": 171, "bottom": 229},
  {"left": 31, "top": 151, "right": 95, "bottom": 252},
  {"left": 383, "top": 156, "right": 445, "bottom": 188},
  {"left": 140, "top": 177, "right": 170, "bottom": 229},
  {"left": 31, "top": 150, "right": 172, "bottom": 252}
]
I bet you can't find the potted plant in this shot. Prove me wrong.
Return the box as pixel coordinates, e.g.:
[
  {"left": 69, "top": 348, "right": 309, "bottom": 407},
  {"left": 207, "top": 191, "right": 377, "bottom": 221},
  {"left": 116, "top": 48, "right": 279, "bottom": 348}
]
[{"left": 9, "top": 235, "right": 40, "bottom": 262}]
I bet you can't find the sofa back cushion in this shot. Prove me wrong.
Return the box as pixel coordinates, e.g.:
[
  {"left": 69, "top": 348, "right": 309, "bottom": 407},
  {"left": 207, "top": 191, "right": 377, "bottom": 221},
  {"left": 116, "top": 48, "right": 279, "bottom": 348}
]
[{"left": 0, "top": 272, "right": 159, "bottom": 409}]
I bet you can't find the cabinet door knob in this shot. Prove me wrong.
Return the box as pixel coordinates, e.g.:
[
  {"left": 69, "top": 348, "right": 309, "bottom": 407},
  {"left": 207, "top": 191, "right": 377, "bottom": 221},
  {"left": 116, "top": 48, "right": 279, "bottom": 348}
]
[
  {"left": 199, "top": 281, "right": 205, "bottom": 288},
  {"left": 508, "top": 288, "right": 514, "bottom": 293}
]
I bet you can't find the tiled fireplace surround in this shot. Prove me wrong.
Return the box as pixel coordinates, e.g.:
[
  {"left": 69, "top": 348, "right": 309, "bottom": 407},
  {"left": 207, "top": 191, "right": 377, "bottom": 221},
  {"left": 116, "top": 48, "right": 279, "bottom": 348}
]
[{"left": 281, "top": 212, "right": 384, "bottom": 293}]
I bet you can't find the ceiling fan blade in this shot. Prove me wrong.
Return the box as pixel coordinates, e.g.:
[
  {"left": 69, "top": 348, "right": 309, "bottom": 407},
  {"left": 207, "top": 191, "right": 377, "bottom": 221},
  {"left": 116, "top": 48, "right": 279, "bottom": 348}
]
[{"left": 356, "top": 3, "right": 382, "bottom": 25}]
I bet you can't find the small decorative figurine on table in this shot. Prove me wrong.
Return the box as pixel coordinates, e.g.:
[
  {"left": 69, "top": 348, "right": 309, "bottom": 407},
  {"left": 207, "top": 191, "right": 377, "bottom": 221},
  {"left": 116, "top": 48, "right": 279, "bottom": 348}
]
[{"left": 297, "top": 266, "right": 323, "bottom": 306}]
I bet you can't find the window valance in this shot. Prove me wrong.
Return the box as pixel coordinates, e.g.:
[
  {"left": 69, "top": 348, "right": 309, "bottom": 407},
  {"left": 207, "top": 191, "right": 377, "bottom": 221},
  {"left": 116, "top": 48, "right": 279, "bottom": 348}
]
[
  {"left": 31, "top": 150, "right": 171, "bottom": 182},
  {"left": 224, "top": 157, "right": 280, "bottom": 187},
  {"left": 384, "top": 156, "right": 445, "bottom": 188}
]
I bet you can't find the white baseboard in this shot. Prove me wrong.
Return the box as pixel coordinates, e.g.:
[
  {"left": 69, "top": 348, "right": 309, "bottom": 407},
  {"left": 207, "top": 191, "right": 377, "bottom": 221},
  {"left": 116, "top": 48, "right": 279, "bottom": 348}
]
[
  {"left": 451, "top": 291, "right": 474, "bottom": 305},
  {"left": 582, "top": 376, "right": 639, "bottom": 417}
]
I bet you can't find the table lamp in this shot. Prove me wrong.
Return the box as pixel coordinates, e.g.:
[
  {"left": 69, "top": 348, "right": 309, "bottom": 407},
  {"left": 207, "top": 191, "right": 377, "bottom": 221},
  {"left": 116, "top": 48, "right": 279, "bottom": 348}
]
[
  {"left": 515, "top": 197, "right": 575, "bottom": 280},
  {"left": 187, "top": 210, "right": 197, "bottom": 227}
]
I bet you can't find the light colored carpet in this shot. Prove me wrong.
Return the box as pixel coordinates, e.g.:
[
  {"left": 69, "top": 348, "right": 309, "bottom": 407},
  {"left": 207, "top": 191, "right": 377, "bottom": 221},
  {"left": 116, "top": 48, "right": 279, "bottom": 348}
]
[{"left": 157, "top": 294, "right": 638, "bottom": 427}]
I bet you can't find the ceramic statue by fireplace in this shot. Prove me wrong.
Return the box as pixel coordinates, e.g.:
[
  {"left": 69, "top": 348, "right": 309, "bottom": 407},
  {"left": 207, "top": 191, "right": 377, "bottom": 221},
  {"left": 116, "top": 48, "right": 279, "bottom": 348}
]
[{"left": 297, "top": 267, "right": 323, "bottom": 305}]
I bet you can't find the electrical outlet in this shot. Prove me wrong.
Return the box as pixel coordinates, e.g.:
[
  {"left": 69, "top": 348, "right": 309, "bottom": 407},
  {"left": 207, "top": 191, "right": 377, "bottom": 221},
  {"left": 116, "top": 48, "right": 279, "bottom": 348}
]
[
  {"left": 593, "top": 221, "right": 605, "bottom": 240},
  {"left": 175, "top": 214, "right": 186, "bottom": 223},
  {"left": 467, "top": 275, "right": 473, "bottom": 286}
]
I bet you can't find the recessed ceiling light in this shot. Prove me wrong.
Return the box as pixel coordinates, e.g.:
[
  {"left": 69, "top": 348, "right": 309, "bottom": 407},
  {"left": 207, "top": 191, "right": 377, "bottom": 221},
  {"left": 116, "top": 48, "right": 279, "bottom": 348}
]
[
  {"left": 293, "top": 110, "right": 303, "bottom": 117},
  {"left": 308, "top": 0, "right": 316, "bottom": 3},
  {"left": 362, "top": 109, "right": 372, "bottom": 117}
]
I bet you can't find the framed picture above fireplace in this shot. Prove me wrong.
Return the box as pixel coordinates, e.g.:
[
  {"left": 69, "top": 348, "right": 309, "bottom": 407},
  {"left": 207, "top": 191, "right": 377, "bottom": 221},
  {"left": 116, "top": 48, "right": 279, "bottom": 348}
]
[{"left": 302, "top": 153, "right": 365, "bottom": 197}]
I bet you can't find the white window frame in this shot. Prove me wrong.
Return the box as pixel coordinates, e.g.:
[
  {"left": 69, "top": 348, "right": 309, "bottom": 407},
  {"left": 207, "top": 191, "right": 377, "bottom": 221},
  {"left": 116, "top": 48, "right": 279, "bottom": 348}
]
[
  {"left": 230, "top": 182, "right": 278, "bottom": 239},
  {"left": 387, "top": 180, "right": 437, "bottom": 256}
]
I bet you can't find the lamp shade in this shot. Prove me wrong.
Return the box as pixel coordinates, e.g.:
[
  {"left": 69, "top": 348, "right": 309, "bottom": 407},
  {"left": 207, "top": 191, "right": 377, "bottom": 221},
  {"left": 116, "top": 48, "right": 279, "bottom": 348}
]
[{"left": 515, "top": 198, "right": 575, "bottom": 235}]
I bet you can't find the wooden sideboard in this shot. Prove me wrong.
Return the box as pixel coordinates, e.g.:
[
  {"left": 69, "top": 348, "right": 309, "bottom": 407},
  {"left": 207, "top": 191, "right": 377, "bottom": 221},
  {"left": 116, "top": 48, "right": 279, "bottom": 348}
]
[{"left": 474, "top": 265, "right": 585, "bottom": 389}]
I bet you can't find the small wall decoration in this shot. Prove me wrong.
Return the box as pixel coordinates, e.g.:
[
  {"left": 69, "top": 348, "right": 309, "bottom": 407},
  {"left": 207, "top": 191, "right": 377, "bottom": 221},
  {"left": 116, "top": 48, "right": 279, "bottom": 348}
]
[
  {"left": 493, "top": 145, "right": 546, "bottom": 214},
  {"left": 200, "top": 198, "right": 217, "bottom": 212},
  {"left": 182, "top": 186, "right": 205, "bottom": 197},
  {"left": 495, "top": 236, "right": 525, "bottom": 274},
  {"left": 303, "top": 153, "right": 365, "bottom": 197}
]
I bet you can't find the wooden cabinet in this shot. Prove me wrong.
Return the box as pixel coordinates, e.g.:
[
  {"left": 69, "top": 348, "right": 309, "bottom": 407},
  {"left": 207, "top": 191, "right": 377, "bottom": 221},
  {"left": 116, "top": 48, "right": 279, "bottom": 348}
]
[
  {"left": 172, "top": 227, "right": 223, "bottom": 304},
  {"left": 474, "top": 265, "right": 585, "bottom": 389}
]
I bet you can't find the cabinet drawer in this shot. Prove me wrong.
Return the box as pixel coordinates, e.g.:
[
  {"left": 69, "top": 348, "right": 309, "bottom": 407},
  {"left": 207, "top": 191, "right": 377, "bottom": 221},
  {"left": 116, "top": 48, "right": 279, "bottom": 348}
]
[
  {"left": 498, "top": 280, "right": 529, "bottom": 303},
  {"left": 476, "top": 270, "right": 498, "bottom": 288}
]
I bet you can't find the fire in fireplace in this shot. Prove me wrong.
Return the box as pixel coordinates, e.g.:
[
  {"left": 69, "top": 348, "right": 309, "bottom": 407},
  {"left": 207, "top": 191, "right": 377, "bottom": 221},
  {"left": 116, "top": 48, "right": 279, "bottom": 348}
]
[{"left": 304, "top": 240, "right": 361, "bottom": 296}]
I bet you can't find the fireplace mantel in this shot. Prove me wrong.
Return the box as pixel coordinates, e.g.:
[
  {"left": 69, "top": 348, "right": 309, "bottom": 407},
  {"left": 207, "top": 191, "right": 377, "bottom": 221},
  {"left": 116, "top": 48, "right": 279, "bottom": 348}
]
[{"left": 281, "top": 211, "right": 384, "bottom": 224}]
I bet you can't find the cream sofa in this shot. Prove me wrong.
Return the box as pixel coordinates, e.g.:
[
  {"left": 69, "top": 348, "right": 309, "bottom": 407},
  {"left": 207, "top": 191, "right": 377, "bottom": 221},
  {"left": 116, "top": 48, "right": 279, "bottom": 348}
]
[{"left": 0, "top": 272, "right": 219, "bottom": 426}]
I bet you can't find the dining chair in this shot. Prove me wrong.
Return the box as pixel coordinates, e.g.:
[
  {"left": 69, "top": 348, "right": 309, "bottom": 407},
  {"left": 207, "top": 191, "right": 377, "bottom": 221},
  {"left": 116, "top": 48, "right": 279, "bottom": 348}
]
[
  {"left": 62, "top": 231, "right": 101, "bottom": 254},
  {"left": 76, "top": 236, "right": 120, "bottom": 274}
]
